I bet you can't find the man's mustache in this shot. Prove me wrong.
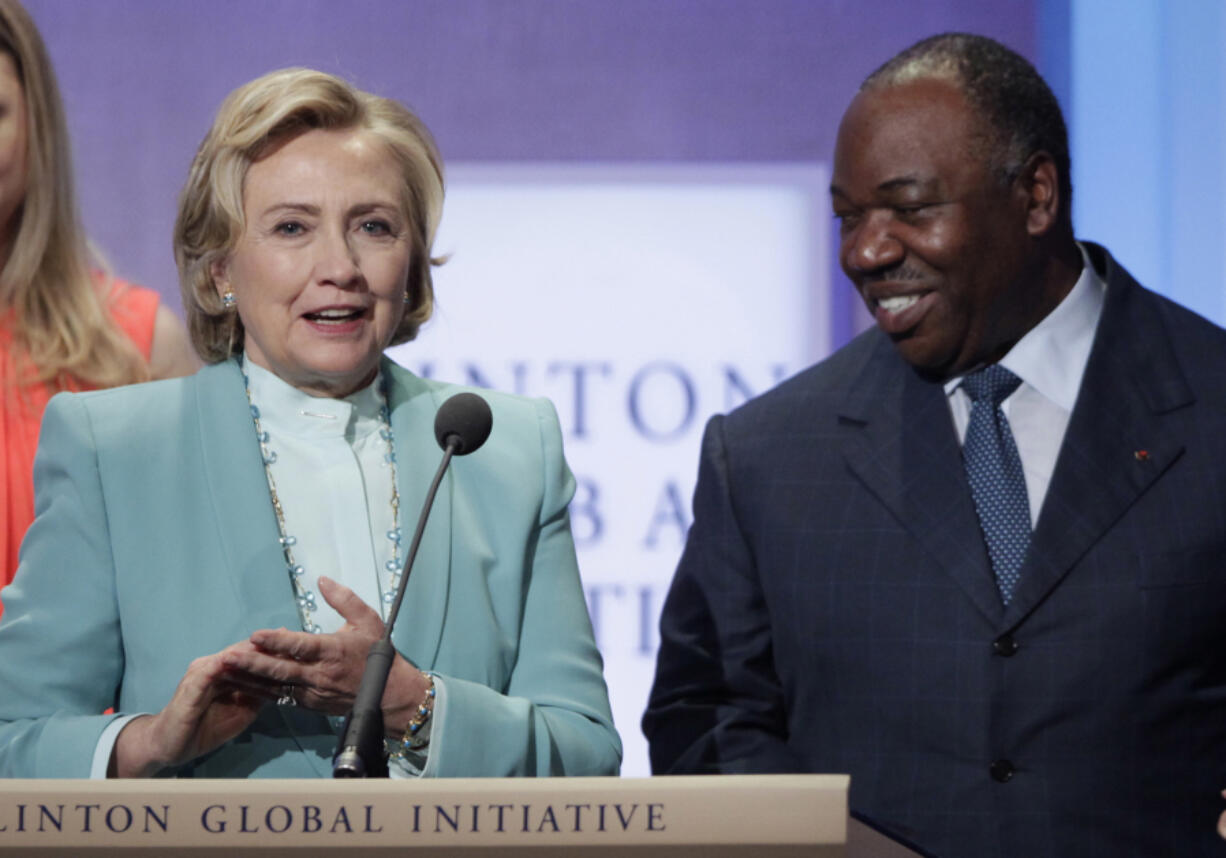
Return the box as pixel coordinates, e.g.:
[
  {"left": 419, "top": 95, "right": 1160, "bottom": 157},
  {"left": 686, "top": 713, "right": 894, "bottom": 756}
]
[{"left": 858, "top": 265, "right": 928, "bottom": 284}]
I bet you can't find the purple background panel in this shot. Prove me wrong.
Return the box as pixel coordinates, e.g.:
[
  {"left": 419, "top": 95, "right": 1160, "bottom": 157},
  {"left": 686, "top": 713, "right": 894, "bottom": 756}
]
[
  {"left": 17, "top": 0, "right": 1054, "bottom": 776},
  {"left": 26, "top": 0, "right": 1040, "bottom": 337}
]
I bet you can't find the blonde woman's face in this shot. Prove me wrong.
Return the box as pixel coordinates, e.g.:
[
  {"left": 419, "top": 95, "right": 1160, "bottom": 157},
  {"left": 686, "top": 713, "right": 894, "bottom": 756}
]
[
  {"left": 213, "top": 128, "right": 412, "bottom": 398},
  {"left": 0, "top": 53, "right": 28, "bottom": 243}
]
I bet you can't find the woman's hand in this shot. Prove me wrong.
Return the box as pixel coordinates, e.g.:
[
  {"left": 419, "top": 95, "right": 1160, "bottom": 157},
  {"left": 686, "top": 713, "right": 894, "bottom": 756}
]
[
  {"left": 1219, "top": 790, "right": 1226, "bottom": 840},
  {"left": 229, "top": 576, "right": 431, "bottom": 734},
  {"left": 110, "top": 641, "right": 266, "bottom": 778}
]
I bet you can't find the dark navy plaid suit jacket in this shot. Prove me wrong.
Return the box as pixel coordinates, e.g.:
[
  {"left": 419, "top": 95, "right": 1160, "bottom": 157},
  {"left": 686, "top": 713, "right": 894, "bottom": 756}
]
[{"left": 645, "top": 243, "right": 1226, "bottom": 857}]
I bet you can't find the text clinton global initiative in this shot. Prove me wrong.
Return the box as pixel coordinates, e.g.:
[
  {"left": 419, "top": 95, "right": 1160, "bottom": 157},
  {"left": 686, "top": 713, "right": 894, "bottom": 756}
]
[{"left": 0, "top": 799, "right": 667, "bottom": 836}]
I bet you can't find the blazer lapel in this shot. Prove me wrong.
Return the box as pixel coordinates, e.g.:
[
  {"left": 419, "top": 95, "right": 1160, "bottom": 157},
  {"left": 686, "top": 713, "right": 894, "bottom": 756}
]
[
  {"left": 839, "top": 337, "right": 1003, "bottom": 624},
  {"left": 194, "top": 360, "right": 302, "bottom": 633},
  {"left": 382, "top": 359, "right": 453, "bottom": 670},
  {"left": 193, "top": 360, "right": 335, "bottom": 776},
  {"left": 1004, "top": 250, "right": 1191, "bottom": 626}
]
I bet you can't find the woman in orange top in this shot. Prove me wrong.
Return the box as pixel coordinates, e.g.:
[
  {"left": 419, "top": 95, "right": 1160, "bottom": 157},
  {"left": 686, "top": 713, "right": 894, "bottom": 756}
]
[{"left": 0, "top": 0, "right": 195, "bottom": 611}]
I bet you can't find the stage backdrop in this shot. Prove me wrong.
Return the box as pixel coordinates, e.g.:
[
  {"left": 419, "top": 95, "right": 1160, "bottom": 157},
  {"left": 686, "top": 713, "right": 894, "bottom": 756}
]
[{"left": 26, "top": 0, "right": 1053, "bottom": 776}]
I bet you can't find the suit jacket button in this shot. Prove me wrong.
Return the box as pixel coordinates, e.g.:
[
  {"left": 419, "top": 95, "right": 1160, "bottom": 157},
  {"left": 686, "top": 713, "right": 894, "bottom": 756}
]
[
  {"left": 993, "top": 634, "right": 1019, "bottom": 657},
  {"left": 990, "top": 759, "right": 1015, "bottom": 783}
]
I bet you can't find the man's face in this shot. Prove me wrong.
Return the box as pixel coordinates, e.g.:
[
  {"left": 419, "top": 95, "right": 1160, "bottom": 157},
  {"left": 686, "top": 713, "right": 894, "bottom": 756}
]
[{"left": 831, "top": 77, "right": 1035, "bottom": 379}]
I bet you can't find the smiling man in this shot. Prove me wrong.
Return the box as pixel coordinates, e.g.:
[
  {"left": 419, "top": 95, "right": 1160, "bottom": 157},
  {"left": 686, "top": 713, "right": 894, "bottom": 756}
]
[{"left": 644, "top": 33, "right": 1226, "bottom": 857}]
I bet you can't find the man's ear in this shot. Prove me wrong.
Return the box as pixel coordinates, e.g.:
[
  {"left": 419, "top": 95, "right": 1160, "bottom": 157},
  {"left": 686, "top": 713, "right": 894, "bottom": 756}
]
[{"left": 1018, "top": 151, "right": 1062, "bottom": 238}]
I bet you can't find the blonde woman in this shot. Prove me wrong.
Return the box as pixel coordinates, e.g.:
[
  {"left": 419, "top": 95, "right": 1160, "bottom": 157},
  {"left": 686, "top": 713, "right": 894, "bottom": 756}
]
[
  {"left": 0, "top": 67, "right": 619, "bottom": 780},
  {"left": 0, "top": 0, "right": 195, "bottom": 601}
]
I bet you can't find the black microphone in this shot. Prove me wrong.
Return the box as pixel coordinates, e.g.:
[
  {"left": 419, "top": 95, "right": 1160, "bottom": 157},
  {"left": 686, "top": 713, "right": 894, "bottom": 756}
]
[
  {"left": 433, "top": 392, "right": 493, "bottom": 454},
  {"left": 332, "top": 392, "right": 493, "bottom": 778}
]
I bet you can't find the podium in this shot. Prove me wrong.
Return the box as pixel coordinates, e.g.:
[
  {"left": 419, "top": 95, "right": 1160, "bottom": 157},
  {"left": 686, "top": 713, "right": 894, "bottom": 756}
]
[{"left": 0, "top": 775, "right": 923, "bottom": 855}]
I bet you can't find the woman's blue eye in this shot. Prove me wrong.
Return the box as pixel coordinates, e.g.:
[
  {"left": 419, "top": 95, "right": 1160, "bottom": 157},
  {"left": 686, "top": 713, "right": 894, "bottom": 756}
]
[
  {"left": 361, "top": 220, "right": 392, "bottom": 235},
  {"left": 275, "top": 221, "right": 305, "bottom": 236}
]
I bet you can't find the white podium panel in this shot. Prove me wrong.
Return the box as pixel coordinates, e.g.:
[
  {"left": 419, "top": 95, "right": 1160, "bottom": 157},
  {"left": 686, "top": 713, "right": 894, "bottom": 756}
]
[{"left": 0, "top": 775, "right": 856, "bottom": 855}]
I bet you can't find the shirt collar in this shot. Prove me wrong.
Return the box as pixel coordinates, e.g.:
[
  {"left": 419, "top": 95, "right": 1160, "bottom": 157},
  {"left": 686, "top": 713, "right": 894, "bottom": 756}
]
[
  {"left": 242, "top": 355, "right": 385, "bottom": 440},
  {"left": 945, "top": 242, "right": 1106, "bottom": 410}
]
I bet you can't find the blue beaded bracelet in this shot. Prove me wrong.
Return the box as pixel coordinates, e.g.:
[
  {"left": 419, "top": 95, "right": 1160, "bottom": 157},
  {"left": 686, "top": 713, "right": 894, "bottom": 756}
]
[{"left": 388, "top": 674, "right": 436, "bottom": 759}]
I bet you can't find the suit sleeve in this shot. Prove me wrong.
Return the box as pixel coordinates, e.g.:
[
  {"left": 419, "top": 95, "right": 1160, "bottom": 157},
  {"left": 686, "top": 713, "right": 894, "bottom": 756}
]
[
  {"left": 424, "top": 397, "right": 622, "bottom": 776},
  {"left": 0, "top": 393, "right": 127, "bottom": 777},
  {"left": 643, "top": 414, "right": 803, "bottom": 773}
]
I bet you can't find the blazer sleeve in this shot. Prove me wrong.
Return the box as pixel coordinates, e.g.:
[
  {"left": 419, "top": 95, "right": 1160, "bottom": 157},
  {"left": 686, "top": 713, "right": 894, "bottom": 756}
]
[
  {"left": 424, "top": 397, "right": 622, "bottom": 776},
  {"left": 0, "top": 393, "right": 127, "bottom": 777},
  {"left": 643, "top": 414, "right": 804, "bottom": 774}
]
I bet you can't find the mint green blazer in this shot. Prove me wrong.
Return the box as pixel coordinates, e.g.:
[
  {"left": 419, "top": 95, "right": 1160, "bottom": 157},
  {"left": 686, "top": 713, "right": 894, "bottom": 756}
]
[{"left": 0, "top": 358, "right": 621, "bottom": 778}]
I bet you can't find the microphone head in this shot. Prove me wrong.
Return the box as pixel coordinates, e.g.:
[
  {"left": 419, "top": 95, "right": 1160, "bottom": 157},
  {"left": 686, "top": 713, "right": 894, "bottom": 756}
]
[{"left": 434, "top": 392, "right": 493, "bottom": 455}]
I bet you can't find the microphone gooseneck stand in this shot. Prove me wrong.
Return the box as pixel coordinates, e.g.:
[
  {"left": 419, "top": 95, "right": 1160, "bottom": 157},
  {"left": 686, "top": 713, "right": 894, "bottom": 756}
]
[{"left": 332, "top": 392, "right": 493, "bottom": 778}]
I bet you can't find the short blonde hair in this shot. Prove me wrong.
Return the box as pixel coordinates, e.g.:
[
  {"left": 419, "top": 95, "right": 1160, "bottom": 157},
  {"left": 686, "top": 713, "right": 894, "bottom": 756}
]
[{"left": 174, "top": 68, "right": 445, "bottom": 363}]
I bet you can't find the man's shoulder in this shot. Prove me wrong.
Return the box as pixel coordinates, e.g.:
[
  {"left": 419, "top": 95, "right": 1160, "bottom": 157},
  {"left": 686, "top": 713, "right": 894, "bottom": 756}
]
[
  {"left": 1094, "top": 244, "right": 1226, "bottom": 369},
  {"left": 721, "top": 328, "right": 887, "bottom": 435},
  {"left": 1137, "top": 284, "right": 1226, "bottom": 347}
]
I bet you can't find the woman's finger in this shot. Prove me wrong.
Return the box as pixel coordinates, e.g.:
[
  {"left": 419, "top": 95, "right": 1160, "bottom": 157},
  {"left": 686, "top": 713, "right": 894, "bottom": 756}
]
[
  {"left": 217, "top": 669, "right": 287, "bottom": 702},
  {"left": 248, "top": 627, "right": 327, "bottom": 661},
  {"left": 222, "top": 638, "right": 353, "bottom": 713},
  {"left": 117, "top": 648, "right": 266, "bottom": 777},
  {"left": 222, "top": 646, "right": 314, "bottom": 685},
  {"left": 318, "top": 575, "right": 384, "bottom": 634}
]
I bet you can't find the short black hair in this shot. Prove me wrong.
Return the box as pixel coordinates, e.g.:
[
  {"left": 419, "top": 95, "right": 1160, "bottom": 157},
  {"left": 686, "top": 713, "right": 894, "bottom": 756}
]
[{"left": 863, "top": 33, "right": 1072, "bottom": 217}]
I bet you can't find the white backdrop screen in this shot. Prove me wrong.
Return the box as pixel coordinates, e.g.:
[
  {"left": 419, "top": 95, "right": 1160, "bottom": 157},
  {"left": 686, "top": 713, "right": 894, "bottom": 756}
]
[{"left": 388, "top": 164, "right": 831, "bottom": 775}]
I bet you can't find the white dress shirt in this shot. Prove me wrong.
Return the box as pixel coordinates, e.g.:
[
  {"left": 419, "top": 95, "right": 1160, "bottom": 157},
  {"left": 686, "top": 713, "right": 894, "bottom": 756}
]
[
  {"left": 245, "top": 357, "right": 398, "bottom": 632},
  {"left": 944, "top": 244, "right": 1107, "bottom": 526}
]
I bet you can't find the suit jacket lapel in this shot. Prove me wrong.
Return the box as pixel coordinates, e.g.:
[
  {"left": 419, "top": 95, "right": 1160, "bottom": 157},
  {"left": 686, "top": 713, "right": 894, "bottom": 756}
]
[
  {"left": 382, "top": 359, "right": 453, "bottom": 670},
  {"left": 194, "top": 359, "right": 302, "bottom": 632},
  {"left": 194, "top": 359, "right": 334, "bottom": 776},
  {"left": 1004, "top": 248, "right": 1191, "bottom": 626},
  {"left": 839, "top": 336, "right": 1004, "bottom": 624}
]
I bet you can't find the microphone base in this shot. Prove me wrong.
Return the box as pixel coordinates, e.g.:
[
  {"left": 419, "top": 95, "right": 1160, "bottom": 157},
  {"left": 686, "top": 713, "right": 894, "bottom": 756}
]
[
  {"left": 333, "top": 745, "right": 389, "bottom": 779},
  {"left": 331, "top": 711, "right": 390, "bottom": 779}
]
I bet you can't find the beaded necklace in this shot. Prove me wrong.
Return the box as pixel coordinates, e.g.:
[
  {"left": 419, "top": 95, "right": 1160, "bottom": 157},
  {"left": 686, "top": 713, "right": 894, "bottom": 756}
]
[{"left": 243, "top": 369, "right": 403, "bottom": 633}]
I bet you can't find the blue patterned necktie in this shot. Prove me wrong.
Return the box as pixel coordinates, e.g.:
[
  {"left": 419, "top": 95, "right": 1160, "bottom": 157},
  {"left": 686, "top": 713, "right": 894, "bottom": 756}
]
[{"left": 961, "top": 365, "right": 1031, "bottom": 605}]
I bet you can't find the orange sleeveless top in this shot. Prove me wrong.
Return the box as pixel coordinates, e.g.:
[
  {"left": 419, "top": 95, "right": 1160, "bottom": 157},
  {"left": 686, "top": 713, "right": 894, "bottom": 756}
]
[{"left": 0, "top": 280, "right": 159, "bottom": 613}]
